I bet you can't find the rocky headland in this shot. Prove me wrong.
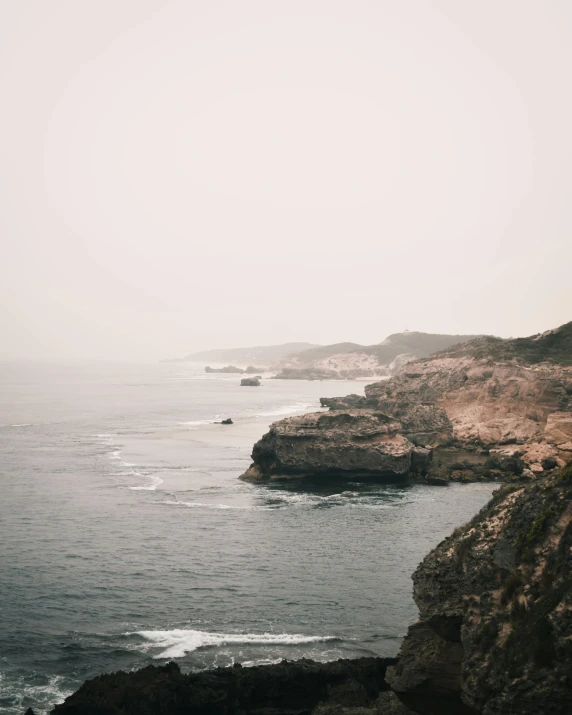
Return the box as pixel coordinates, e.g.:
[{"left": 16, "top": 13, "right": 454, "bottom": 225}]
[
  {"left": 37, "top": 323, "right": 572, "bottom": 714},
  {"left": 241, "top": 323, "right": 572, "bottom": 484}
]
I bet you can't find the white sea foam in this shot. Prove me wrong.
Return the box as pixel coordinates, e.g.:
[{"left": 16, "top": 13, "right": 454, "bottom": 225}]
[
  {"left": 0, "top": 668, "right": 73, "bottom": 715},
  {"left": 93, "top": 433, "right": 157, "bottom": 489},
  {"left": 2, "top": 423, "right": 36, "bottom": 428},
  {"left": 256, "top": 403, "right": 321, "bottom": 417},
  {"left": 129, "top": 474, "right": 164, "bottom": 491},
  {"left": 179, "top": 415, "right": 222, "bottom": 428},
  {"left": 163, "top": 500, "right": 247, "bottom": 510},
  {"left": 132, "top": 629, "right": 337, "bottom": 659}
]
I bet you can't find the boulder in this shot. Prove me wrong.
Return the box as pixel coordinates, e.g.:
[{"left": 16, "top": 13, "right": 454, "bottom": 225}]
[{"left": 240, "top": 378, "right": 260, "bottom": 386}]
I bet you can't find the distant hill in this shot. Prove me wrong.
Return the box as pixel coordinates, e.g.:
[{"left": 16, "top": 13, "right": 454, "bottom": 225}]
[
  {"left": 178, "top": 342, "right": 321, "bottom": 365},
  {"left": 361, "top": 331, "right": 484, "bottom": 363},
  {"left": 433, "top": 321, "right": 572, "bottom": 366},
  {"left": 286, "top": 332, "right": 482, "bottom": 366}
]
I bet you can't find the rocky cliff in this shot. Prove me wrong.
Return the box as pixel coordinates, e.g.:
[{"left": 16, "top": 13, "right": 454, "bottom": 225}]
[
  {"left": 240, "top": 410, "right": 430, "bottom": 482},
  {"left": 388, "top": 463, "right": 572, "bottom": 714},
  {"left": 242, "top": 323, "right": 572, "bottom": 483}
]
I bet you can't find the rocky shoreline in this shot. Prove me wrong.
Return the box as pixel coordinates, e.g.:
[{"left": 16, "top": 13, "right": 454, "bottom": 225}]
[
  {"left": 241, "top": 324, "right": 572, "bottom": 485},
  {"left": 43, "top": 464, "right": 572, "bottom": 715},
  {"left": 36, "top": 324, "right": 572, "bottom": 714},
  {"left": 48, "top": 657, "right": 405, "bottom": 715}
]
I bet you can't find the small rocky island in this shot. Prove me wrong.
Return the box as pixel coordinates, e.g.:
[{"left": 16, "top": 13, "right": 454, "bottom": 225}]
[
  {"left": 240, "top": 377, "right": 261, "bottom": 386},
  {"left": 241, "top": 323, "right": 572, "bottom": 484}
]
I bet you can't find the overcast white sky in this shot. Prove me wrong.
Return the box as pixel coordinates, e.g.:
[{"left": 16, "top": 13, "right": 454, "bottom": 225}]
[{"left": 1, "top": 1, "right": 570, "bottom": 360}]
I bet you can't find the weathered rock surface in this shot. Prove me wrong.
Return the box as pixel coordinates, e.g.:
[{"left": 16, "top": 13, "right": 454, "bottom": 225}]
[
  {"left": 206, "top": 365, "right": 245, "bottom": 374},
  {"left": 243, "top": 323, "right": 572, "bottom": 483},
  {"left": 320, "top": 394, "right": 379, "bottom": 410},
  {"left": 388, "top": 463, "right": 572, "bottom": 714},
  {"left": 50, "top": 657, "right": 398, "bottom": 715},
  {"left": 240, "top": 410, "right": 430, "bottom": 481}
]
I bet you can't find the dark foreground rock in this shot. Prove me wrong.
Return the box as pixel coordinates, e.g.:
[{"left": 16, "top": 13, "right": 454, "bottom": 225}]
[
  {"left": 241, "top": 378, "right": 261, "bottom": 386},
  {"left": 51, "top": 657, "right": 398, "bottom": 715},
  {"left": 388, "top": 463, "right": 572, "bottom": 714}
]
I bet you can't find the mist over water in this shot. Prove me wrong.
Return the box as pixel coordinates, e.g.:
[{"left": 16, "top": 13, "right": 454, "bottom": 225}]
[{"left": 0, "top": 362, "right": 494, "bottom": 714}]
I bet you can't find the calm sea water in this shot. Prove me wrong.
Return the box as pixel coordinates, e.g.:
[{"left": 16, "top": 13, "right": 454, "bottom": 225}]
[{"left": 0, "top": 361, "right": 494, "bottom": 714}]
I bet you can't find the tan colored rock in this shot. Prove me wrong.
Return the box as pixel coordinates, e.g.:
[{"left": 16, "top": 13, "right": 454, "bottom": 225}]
[{"left": 544, "top": 412, "right": 572, "bottom": 444}]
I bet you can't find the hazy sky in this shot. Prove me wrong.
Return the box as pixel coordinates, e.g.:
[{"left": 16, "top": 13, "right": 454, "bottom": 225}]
[{"left": 1, "top": 1, "right": 571, "bottom": 360}]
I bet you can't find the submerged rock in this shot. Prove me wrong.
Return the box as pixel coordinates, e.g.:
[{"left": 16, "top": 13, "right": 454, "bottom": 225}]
[
  {"left": 51, "top": 657, "right": 397, "bottom": 715},
  {"left": 388, "top": 463, "right": 572, "bottom": 714}
]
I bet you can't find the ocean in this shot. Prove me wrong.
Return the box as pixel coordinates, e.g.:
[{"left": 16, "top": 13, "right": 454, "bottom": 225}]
[{"left": 0, "top": 361, "right": 494, "bottom": 714}]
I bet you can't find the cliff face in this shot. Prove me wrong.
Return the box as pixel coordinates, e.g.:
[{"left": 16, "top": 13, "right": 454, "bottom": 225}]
[
  {"left": 387, "top": 464, "right": 572, "bottom": 714},
  {"left": 241, "top": 323, "right": 572, "bottom": 482},
  {"left": 240, "top": 410, "right": 430, "bottom": 482},
  {"left": 365, "top": 355, "right": 572, "bottom": 472}
]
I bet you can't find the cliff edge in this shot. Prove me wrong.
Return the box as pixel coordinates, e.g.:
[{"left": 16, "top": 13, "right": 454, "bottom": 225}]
[{"left": 387, "top": 463, "right": 572, "bottom": 714}]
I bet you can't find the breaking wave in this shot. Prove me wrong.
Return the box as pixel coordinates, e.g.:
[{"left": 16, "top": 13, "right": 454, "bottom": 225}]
[{"left": 131, "top": 629, "right": 338, "bottom": 659}]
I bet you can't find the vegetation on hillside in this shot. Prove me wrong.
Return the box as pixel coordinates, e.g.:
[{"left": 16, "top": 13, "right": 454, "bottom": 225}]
[{"left": 437, "top": 322, "right": 572, "bottom": 366}]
